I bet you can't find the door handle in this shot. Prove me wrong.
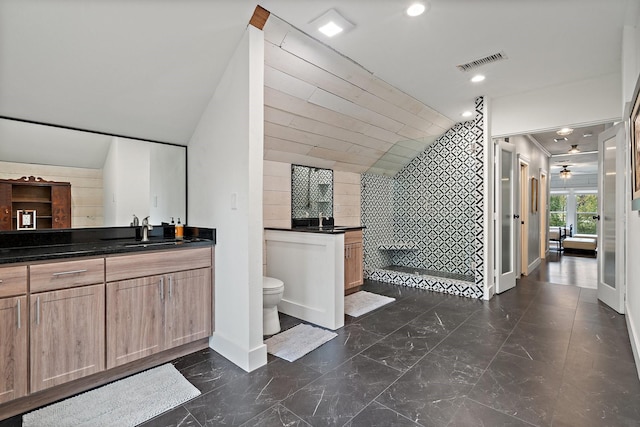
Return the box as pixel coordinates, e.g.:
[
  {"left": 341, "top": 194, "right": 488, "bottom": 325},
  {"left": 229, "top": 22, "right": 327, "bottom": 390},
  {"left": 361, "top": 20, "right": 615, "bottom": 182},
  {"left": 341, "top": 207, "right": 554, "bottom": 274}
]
[
  {"left": 513, "top": 214, "right": 520, "bottom": 219},
  {"left": 593, "top": 215, "right": 600, "bottom": 220},
  {"left": 36, "top": 296, "right": 40, "bottom": 325},
  {"left": 17, "top": 299, "right": 21, "bottom": 329},
  {"left": 159, "top": 277, "right": 164, "bottom": 302}
]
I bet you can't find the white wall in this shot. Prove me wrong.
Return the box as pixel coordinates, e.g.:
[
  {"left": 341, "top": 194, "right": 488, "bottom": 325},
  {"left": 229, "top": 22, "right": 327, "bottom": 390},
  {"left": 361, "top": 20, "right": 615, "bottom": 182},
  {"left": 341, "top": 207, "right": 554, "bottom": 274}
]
[
  {"left": 149, "top": 143, "right": 186, "bottom": 225},
  {"left": 492, "top": 73, "right": 622, "bottom": 137},
  {"left": 507, "top": 135, "right": 550, "bottom": 271},
  {"left": 102, "top": 137, "right": 150, "bottom": 226},
  {"left": 188, "top": 26, "right": 266, "bottom": 372},
  {"left": 623, "top": 21, "right": 640, "bottom": 379}
]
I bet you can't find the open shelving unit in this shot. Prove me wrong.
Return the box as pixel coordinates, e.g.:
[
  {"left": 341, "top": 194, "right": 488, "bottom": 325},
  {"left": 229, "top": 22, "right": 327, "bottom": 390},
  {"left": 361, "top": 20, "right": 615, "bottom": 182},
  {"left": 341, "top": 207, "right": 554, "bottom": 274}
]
[{"left": 0, "top": 176, "right": 71, "bottom": 230}]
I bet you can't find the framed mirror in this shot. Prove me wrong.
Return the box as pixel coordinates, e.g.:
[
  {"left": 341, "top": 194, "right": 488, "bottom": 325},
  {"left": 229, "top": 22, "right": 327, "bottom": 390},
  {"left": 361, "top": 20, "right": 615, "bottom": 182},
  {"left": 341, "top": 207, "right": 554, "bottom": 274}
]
[
  {"left": 0, "top": 118, "right": 186, "bottom": 229},
  {"left": 291, "top": 164, "right": 333, "bottom": 223}
]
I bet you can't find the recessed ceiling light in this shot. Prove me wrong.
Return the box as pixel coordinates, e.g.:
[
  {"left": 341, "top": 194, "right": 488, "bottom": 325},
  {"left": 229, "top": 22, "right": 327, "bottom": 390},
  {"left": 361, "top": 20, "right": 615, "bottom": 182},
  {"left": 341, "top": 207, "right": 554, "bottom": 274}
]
[
  {"left": 556, "top": 127, "right": 574, "bottom": 136},
  {"left": 554, "top": 137, "right": 568, "bottom": 143},
  {"left": 310, "top": 9, "right": 355, "bottom": 38},
  {"left": 568, "top": 145, "right": 580, "bottom": 154},
  {"left": 470, "top": 74, "right": 485, "bottom": 83},
  {"left": 583, "top": 132, "right": 593, "bottom": 138},
  {"left": 461, "top": 111, "right": 473, "bottom": 118},
  {"left": 319, "top": 21, "right": 343, "bottom": 37},
  {"left": 406, "top": 3, "right": 427, "bottom": 17}
]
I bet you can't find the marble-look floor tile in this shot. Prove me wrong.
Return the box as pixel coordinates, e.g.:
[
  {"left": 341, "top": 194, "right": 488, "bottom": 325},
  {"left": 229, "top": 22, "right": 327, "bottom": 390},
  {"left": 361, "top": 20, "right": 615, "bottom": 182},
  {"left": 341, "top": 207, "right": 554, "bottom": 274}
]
[
  {"left": 241, "top": 404, "right": 311, "bottom": 427},
  {"left": 185, "top": 359, "right": 320, "bottom": 426},
  {"left": 377, "top": 353, "right": 484, "bottom": 427},
  {"left": 519, "top": 302, "right": 575, "bottom": 330},
  {"left": 430, "top": 323, "right": 509, "bottom": 370},
  {"left": 344, "top": 401, "right": 421, "bottom": 427},
  {"left": 551, "top": 379, "right": 640, "bottom": 427},
  {"left": 178, "top": 350, "right": 249, "bottom": 394},
  {"left": 447, "top": 398, "right": 536, "bottom": 426},
  {"left": 282, "top": 355, "right": 402, "bottom": 427},
  {"left": 352, "top": 305, "right": 418, "bottom": 336},
  {"left": 465, "top": 305, "right": 521, "bottom": 333},
  {"left": 296, "top": 323, "right": 383, "bottom": 374},
  {"left": 172, "top": 347, "right": 218, "bottom": 371},
  {"left": 361, "top": 308, "right": 468, "bottom": 372},
  {"left": 138, "top": 405, "right": 200, "bottom": 427},
  {"left": 500, "top": 320, "right": 571, "bottom": 367},
  {"left": 573, "top": 301, "right": 627, "bottom": 330},
  {"left": 0, "top": 416, "right": 21, "bottom": 427},
  {"left": 567, "top": 322, "right": 636, "bottom": 364},
  {"left": 468, "top": 351, "right": 563, "bottom": 427}
]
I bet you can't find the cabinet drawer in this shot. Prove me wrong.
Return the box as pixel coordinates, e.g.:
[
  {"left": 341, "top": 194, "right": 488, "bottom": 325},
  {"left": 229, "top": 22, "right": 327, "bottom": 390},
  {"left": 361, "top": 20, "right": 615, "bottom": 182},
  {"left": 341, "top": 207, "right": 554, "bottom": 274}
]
[
  {"left": 0, "top": 265, "right": 27, "bottom": 297},
  {"left": 344, "top": 230, "right": 362, "bottom": 245},
  {"left": 106, "top": 247, "right": 212, "bottom": 282},
  {"left": 30, "top": 258, "right": 105, "bottom": 293}
]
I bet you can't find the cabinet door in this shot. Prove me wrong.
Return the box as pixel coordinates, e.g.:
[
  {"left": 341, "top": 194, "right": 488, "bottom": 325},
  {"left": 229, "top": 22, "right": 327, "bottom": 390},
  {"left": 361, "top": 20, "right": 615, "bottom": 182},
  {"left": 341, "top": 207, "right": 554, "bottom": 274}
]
[
  {"left": 51, "top": 185, "right": 71, "bottom": 228},
  {"left": 30, "top": 284, "right": 105, "bottom": 392},
  {"left": 106, "top": 275, "right": 164, "bottom": 368},
  {"left": 0, "top": 183, "right": 11, "bottom": 230},
  {"left": 0, "top": 296, "right": 27, "bottom": 404},
  {"left": 345, "top": 242, "right": 364, "bottom": 291},
  {"left": 165, "top": 268, "right": 212, "bottom": 349}
]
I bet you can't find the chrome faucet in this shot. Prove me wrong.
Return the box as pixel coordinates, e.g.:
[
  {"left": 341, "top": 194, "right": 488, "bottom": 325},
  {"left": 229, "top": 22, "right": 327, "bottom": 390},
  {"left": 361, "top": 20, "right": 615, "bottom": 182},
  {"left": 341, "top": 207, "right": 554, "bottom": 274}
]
[
  {"left": 318, "top": 212, "right": 329, "bottom": 229},
  {"left": 141, "top": 216, "right": 153, "bottom": 242}
]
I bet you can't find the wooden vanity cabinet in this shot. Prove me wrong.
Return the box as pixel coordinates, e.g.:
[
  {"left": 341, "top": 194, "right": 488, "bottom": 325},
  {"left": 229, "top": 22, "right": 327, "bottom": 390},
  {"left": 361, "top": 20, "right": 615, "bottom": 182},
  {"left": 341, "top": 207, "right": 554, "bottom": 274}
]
[
  {"left": 105, "top": 247, "right": 213, "bottom": 368},
  {"left": 30, "top": 284, "right": 105, "bottom": 393},
  {"left": 344, "top": 230, "right": 364, "bottom": 293},
  {"left": 29, "top": 259, "right": 106, "bottom": 393},
  {"left": 0, "top": 266, "right": 28, "bottom": 404}
]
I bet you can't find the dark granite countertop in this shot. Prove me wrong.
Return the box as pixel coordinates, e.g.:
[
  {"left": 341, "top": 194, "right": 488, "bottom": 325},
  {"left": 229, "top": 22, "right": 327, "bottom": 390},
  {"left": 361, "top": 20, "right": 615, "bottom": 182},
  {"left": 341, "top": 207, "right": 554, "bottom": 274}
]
[
  {"left": 0, "top": 225, "right": 216, "bottom": 265},
  {"left": 264, "top": 226, "right": 365, "bottom": 235}
]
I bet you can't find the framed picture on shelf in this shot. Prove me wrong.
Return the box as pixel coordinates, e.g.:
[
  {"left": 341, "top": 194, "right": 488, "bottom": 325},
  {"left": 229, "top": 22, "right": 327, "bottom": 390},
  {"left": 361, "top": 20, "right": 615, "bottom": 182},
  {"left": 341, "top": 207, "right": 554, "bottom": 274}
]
[{"left": 17, "top": 209, "right": 37, "bottom": 230}]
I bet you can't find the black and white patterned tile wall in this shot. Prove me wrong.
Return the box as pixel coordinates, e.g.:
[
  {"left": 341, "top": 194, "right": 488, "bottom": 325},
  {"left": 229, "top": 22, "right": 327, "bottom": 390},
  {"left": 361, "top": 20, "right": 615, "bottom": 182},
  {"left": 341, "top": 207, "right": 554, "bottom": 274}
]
[
  {"left": 291, "top": 165, "right": 333, "bottom": 219},
  {"left": 361, "top": 173, "right": 395, "bottom": 269},
  {"left": 361, "top": 97, "right": 485, "bottom": 299}
]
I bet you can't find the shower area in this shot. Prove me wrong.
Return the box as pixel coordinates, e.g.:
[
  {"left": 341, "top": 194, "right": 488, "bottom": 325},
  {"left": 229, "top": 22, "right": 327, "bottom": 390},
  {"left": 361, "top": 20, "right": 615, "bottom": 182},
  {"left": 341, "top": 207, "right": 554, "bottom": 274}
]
[{"left": 361, "top": 98, "right": 485, "bottom": 298}]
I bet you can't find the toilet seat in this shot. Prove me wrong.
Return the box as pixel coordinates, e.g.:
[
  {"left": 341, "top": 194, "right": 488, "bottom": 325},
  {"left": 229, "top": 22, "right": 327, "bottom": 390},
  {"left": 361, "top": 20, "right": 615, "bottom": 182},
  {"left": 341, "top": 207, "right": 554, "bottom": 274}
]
[{"left": 263, "top": 277, "right": 284, "bottom": 294}]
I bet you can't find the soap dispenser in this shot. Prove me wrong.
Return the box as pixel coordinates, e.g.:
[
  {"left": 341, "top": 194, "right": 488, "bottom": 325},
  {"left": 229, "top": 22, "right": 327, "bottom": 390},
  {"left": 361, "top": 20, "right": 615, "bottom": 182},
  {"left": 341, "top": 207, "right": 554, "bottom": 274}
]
[{"left": 175, "top": 218, "right": 184, "bottom": 240}]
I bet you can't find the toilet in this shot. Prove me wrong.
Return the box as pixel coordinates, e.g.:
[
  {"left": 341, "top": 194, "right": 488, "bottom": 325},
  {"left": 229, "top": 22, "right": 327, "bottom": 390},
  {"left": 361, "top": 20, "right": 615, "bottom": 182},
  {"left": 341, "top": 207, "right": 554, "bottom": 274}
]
[{"left": 262, "top": 276, "right": 284, "bottom": 335}]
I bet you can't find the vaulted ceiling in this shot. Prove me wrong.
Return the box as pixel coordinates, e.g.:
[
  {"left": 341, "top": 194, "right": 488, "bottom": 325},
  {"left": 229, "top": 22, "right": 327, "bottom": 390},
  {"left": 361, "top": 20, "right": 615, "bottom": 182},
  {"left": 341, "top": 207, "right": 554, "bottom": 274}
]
[{"left": 0, "top": 0, "right": 635, "bottom": 175}]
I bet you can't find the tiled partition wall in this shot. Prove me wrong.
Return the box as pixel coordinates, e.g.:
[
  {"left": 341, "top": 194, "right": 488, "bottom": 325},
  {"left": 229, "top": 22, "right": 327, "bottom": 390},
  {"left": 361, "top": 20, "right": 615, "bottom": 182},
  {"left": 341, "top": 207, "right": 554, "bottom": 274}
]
[{"left": 362, "top": 97, "right": 485, "bottom": 298}]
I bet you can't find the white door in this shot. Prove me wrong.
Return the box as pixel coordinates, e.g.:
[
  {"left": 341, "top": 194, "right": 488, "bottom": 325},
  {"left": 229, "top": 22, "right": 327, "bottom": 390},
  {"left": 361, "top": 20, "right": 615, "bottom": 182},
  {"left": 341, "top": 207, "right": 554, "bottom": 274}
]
[
  {"left": 597, "top": 123, "right": 626, "bottom": 313},
  {"left": 495, "top": 140, "right": 517, "bottom": 293}
]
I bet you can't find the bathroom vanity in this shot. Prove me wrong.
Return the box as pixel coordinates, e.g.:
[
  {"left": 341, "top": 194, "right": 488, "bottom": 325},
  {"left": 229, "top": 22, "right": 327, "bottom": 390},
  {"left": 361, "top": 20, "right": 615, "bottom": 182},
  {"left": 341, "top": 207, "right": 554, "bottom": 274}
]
[
  {"left": 264, "top": 226, "right": 363, "bottom": 330},
  {"left": 0, "top": 226, "right": 215, "bottom": 420}
]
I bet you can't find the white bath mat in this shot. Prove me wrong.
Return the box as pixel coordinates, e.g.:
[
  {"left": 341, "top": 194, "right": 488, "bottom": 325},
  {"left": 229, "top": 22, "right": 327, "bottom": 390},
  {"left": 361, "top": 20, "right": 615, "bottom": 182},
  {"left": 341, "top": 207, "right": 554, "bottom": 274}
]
[
  {"left": 23, "top": 363, "right": 200, "bottom": 427},
  {"left": 266, "top": 323, "right": 337, "bottom": 362},
  {"left": 344, "top": 291, "right": 396, "bottom": 317}
]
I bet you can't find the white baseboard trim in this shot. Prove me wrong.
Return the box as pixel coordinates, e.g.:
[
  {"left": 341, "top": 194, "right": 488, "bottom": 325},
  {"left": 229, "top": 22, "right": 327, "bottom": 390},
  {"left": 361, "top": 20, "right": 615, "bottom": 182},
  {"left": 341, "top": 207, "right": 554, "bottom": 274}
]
[
  {"left": 625, "top": 301, "right": 640, "bottom": 381},
  {"left": 209, "top": 333, "right": 267, "bottom": 372},
  {"left": 528, "top": 257, "right": 541, "bottom": 274}
]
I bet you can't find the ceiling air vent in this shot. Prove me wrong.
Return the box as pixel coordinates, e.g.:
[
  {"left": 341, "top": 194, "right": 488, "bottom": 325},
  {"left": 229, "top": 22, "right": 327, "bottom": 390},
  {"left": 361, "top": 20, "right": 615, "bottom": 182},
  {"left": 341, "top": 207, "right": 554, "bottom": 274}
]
[{"left": 457, "top": 51, "right": 508, "bottom": 72}]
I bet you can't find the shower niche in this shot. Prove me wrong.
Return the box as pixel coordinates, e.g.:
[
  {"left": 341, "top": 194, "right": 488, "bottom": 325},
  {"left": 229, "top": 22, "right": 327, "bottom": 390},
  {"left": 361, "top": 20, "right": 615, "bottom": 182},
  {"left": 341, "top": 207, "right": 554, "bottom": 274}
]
[{"left": 290, "top": 164, "right": 333, "bottom": 227}]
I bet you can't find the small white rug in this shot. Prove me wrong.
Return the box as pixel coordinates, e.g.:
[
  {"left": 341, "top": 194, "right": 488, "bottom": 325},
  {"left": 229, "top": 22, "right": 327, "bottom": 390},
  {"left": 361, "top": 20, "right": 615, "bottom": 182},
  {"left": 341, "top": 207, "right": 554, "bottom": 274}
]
[
  {"left": 266, "top": 323, "right": 337, "bottom": 362},
  {"left": 344, "top": 291, "right": 396, "bottom": 317},
  {"left": 23, "top": 364, "right": 200, "bottom": 427}
]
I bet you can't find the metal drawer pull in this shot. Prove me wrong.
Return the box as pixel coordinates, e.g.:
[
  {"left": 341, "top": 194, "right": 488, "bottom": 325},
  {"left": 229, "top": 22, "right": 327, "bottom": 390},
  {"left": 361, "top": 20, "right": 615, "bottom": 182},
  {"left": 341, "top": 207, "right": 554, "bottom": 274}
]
[
  {"left": 168, "top": 275, "right": 173, "bottom": 298},
  {"left": 52, "top": 269, "right": 88, "bottom": 277},
  {"left": 160, "top": 277, "right": 164, "bottom": 302},
  {"left": 17, "top": 299, "right": 21, "bottom": 329},
  {"left": 36, "top": 297, "right": 40, "bottom": 325}
]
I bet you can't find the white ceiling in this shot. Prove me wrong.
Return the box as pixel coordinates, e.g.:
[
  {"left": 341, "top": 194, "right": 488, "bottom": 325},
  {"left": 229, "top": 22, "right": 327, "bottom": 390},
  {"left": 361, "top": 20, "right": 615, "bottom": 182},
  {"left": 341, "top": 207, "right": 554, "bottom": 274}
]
[
  {"left": 0, "top": 0, "right": 636, "bottom": 174},
  {"left": 530, "top": 123, "right": 610, "bottom": 176}
]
